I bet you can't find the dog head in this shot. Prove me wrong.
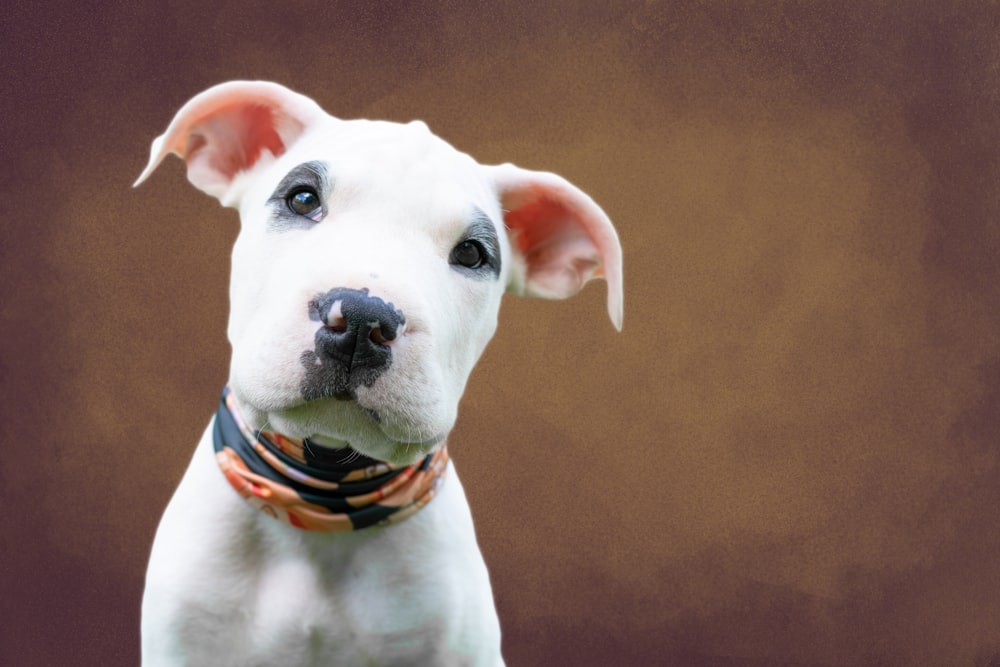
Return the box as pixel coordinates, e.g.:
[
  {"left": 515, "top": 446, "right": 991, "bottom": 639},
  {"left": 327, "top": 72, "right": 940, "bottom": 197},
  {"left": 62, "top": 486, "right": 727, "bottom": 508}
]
[{"left": 136, "top": 81, "right": 622, "bottom": 465}]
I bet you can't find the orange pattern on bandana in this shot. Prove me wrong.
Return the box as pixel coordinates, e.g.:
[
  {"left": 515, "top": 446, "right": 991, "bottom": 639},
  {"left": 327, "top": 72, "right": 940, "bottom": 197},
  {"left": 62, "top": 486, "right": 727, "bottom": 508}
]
[{"left": 213, "top": 387, "right": 448, "bottom": 532}]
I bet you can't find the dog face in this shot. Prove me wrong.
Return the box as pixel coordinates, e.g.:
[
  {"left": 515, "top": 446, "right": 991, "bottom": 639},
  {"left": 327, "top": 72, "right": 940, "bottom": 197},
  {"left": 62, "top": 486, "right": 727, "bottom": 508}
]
[
  {"left": 224, "top": 122, "right": 509, "bottom": 464},
  {"left": 136, "top": 81, "right": 622, "bottom": 465}
]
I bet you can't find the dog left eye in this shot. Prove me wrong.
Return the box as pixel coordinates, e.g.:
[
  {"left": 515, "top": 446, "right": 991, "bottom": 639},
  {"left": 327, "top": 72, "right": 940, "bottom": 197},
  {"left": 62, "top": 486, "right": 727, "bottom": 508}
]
[
  {"left": 450, "top": 240, "right": 486, "bottom": 269},
  {"left": 287, "top": 188, "right": 323, "bottom": 221}
]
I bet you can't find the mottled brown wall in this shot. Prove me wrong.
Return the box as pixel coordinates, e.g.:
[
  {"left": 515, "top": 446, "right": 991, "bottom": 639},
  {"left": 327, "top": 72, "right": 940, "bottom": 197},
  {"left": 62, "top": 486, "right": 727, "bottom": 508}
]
[{"left": 3, "top": 1, "right": 999, "bottom": 665}]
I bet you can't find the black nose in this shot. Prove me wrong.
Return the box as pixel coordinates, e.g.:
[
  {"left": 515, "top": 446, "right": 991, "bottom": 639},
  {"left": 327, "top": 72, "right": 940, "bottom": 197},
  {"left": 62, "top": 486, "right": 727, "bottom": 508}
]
[{"left": 302, "top": 288, "right": 405, "bottom": 401}]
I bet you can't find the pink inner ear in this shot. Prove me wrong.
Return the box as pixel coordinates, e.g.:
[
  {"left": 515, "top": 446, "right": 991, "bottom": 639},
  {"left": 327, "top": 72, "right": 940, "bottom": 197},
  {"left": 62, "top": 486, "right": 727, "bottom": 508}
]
[
  {"left": 505, "top": 197, "right": 605, "bottom": 274},
  {"left": 506, "top": 198, "right": 580, "bottom": 258},
  {"left": 185, "top": 104, "right": 287, "bottom": 181},
  {"left": 236, "top": 105, "right": 286, "bottom": 173},
  {"left": 492, "top": 163, "right": 622, "bottom": 329}
]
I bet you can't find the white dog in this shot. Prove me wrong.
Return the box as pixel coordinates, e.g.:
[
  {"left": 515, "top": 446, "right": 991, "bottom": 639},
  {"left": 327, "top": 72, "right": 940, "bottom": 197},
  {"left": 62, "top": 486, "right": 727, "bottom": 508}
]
[{"left": 135, "top": 81, "right": 622, "bottom": 666}]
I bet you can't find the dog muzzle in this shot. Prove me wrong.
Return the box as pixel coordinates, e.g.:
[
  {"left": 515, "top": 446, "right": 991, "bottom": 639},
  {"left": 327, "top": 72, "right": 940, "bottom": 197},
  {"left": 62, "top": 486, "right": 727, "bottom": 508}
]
[{"left": 213, "top": 387, "right": 448, "bottom": 532}]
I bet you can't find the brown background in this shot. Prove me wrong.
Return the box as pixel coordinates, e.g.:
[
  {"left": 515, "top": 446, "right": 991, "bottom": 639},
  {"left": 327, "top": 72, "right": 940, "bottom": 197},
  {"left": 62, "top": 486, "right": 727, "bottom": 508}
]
[{"left": 3, "top": 1, "right": 999, "bottom": 665}]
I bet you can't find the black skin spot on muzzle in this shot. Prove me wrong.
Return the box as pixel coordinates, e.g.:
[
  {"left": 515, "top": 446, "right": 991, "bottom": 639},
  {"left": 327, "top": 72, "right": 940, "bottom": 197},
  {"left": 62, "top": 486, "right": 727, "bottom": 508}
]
[{"left": 300, "top": 288, "right": 405, "bottom": 401}]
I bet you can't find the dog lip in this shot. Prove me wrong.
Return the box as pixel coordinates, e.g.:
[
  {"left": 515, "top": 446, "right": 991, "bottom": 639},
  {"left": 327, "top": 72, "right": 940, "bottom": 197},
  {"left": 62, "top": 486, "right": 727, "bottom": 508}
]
[{"left": 307, "top": 433, "right": 352, "bottom": 449}]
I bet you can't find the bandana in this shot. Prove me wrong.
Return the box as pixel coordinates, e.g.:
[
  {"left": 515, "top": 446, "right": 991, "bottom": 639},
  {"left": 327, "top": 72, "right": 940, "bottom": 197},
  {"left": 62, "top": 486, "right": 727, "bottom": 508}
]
[{"left": 213, "top": 387, "right": 448, "bottom": 532}]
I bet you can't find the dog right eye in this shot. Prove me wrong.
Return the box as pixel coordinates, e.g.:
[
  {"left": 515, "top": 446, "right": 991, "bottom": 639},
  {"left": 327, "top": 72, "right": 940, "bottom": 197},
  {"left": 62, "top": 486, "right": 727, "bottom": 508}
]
[
  {"left": 287, "top": 188, "right": 323, "bottom": 221},
  {"left": 450, "top": 240, "right": 486, "bottom": 269}
]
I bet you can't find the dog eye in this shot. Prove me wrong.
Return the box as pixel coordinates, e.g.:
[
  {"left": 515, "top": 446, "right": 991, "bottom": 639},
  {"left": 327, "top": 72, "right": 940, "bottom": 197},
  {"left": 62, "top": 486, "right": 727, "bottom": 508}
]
[
  {"left": 287, "top": 188, "right": 322, "bottom": 221},
  {"left": 450, "top": 240, "right": 486, "bottom": 269}
]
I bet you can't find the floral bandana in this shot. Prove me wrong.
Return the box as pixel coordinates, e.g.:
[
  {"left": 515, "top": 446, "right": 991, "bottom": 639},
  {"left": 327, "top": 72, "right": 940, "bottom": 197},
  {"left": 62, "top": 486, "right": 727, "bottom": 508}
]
[{"left": 213, "top": 387, "right": 448, "bottom": 532}]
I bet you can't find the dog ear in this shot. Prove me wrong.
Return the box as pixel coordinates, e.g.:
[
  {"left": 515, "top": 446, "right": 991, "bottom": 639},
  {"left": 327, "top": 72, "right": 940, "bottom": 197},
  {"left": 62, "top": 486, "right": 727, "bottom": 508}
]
[
  {"left": 133, "top": 81, "right": 325, "bottom": 205},
  {"left": 491, "top": 164, "right": 623, "bottom": 330}
]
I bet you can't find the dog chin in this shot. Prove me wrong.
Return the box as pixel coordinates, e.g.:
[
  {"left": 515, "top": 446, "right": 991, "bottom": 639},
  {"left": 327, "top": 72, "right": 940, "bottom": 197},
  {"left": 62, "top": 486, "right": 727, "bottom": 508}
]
[
  {"left": 378, "top": 442, "right": 442, "bottom": 467},
  {"left": 303, "top": 418, "right": 444, "bottom": 466},
  {"left": 339, "top": 433, "right": 444, "bottom": 467},
  {"left": 233, "top": 386, "right": 445, "bottom": 465}
]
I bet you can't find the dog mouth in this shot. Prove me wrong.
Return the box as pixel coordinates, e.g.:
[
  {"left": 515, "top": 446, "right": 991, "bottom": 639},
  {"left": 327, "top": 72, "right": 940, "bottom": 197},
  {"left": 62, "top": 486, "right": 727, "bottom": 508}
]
[
  {"left": 297, "top": 401, "right": 444, "bottom": 466},
  {"left": 231, "top": 380, "right": 445, "bottom": 466}
]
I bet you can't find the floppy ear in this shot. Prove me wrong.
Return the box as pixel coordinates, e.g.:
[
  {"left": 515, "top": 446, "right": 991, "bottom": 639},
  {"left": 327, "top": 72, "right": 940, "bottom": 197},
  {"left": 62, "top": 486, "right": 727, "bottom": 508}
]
[
  {"left": 491, "top": 163, "right": 623, "bottom": 330},
  {"left": 133, "top": 80, "right": 326, "bottom": 205}
]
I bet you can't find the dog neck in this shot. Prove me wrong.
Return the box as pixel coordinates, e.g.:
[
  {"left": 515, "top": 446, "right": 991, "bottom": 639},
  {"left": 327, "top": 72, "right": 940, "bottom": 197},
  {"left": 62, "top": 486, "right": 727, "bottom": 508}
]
[{"left": 213, "top": 387, "right": 448, "bottom": 532}]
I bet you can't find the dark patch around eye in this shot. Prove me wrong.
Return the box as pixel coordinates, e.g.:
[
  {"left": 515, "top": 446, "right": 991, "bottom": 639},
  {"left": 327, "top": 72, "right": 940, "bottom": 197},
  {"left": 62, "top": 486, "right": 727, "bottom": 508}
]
[
  {"left": 451, "top": 208, "right": 501, "bottom": 279},
  {"left": 267, "top": 160, "right": 332, "bottom": 231}
]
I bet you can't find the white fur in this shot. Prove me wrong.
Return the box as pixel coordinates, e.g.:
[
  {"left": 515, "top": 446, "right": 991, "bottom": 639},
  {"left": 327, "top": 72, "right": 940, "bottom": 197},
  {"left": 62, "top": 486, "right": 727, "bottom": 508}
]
[
  {"left": 142, "top": 425, "right": 498, "bottom": 666},
  {"left": 137, "top": 81, "right": 622, "bottom": 666}
]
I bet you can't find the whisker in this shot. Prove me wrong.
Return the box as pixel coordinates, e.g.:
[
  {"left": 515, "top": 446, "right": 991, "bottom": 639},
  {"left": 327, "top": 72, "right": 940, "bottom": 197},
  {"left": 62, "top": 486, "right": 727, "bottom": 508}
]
[
  {"left": 256, "top": 420, "right": 273, "bottom": 441},
  {"left": 338, "top": 448, "right": 361, "bottom": 465}
]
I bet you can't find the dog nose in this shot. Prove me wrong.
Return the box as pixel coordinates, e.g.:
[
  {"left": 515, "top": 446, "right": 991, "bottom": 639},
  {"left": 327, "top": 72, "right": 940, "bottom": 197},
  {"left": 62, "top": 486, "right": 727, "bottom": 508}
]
[{"left": 307, "top": 288, "right": 405, "bottom": 397}]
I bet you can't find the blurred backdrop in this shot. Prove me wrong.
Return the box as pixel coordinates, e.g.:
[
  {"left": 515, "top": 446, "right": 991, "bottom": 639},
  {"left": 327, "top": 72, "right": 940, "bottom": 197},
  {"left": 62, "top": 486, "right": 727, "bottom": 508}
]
[{"left": 3, "top": 1, "right": 999, "bottom": 665}]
